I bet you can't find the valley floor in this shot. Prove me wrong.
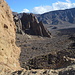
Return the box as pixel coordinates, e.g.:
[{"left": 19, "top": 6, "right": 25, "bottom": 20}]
[
  {"left": 2, "top": 28, "right": 75, "bottom": 75},
  {"left": 16, "top": 28, "right": 75, "bottom": 69}
]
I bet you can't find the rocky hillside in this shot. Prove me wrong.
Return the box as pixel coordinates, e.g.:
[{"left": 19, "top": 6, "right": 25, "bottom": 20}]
[
  {"left": 0, "top": 0, "right": 21, "bottom": 73},
  {"left": 1, "top": 0, "right": 75, "bottom": 75},
  {"left": 36, "top": 8, "right": 75, "bottom": 25}
]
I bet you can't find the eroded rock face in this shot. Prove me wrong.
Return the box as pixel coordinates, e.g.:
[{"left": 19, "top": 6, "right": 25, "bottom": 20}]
[
  {"left": 13, "top": 15, "right": 22, "bottom": 33},
  {"left": 13, "top": 12, "right": 25, "bottom": 35},
  {"left": 19, "top": 13, "right": 51, "bottom": 37},
  {"left": 0, "top": 0, "right": 21, "bottom": 72}
]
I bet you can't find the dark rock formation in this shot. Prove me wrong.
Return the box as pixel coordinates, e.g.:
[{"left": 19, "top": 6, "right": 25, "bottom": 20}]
[
  {"left": 25, "top": 51, "right": 72, "bottom": 69},
  {"left": 36, "top": 8, "right": 75, "bottom": 25},
  {"left": 39, "top": 21, "right": 51, "bottom": 37},
  {"left": 13, "top": 13, "right": 51, "bottom": 37},
  {"left": 13, "top": 12, "right": 25, "bottom": 35}
]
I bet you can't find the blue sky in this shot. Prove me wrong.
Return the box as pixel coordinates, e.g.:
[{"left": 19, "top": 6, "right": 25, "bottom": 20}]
[{"left": 5, "top": 0, "right": 75, "bottom": 14}]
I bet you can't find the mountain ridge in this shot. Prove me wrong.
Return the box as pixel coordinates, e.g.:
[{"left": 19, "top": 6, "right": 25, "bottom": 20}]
[{"left": 36, "top": 8, "right": 75, "bottom": 25}]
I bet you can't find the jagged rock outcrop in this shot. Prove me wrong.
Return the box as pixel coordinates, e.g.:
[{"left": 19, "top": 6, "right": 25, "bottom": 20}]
[
  {"left": 21, "top": 13, "right": 51, "bottom": 37},
  {"left": 13, "top": 13, "right": 22, "bottom": 33},
  {"left": 13, "top": 12, "right": 25, "bottom": 35},
  {"left": 0, "top": 0, "right": 21, "bottom": 73}
]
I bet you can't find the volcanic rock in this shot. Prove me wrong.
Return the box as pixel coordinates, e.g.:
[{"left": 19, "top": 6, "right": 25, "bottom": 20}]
[
  {"left": 0, "top": 0, "right": 21, "bottom": 73},
  {"left": 21, "top": 13, "right": 51, "bottom": 37},
  {"left": 25, "top": 51, "right": 71, "bottom": 69},
  {"left": 13, "top": 12, "right": 25, "bottom": 35}
]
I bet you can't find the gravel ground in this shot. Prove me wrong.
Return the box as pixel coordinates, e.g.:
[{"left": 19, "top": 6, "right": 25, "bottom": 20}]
[{"left": 16, "top": 28, "right": 75, "bottom": 69}]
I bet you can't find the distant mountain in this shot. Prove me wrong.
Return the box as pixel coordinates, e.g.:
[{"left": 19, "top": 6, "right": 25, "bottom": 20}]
[{"left": 36, "top": 8, "right": 75, "bottom": 25}]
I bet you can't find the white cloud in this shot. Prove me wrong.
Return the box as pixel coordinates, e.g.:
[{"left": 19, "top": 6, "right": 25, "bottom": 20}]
[
  {"left": 32, "top": 6, "right": 52, "bottom": 14},
  {"left": 21, "top": 9, "right": 30, "bottom": 13},
  {"left": 52, "top": 1, "right": 72, "bottom": 10},
  {"left": 21, "top": 0, "right": 75, "bottom": 14},
  {"left": 66, "top": 0, "right": 71, "bottom": 3}
]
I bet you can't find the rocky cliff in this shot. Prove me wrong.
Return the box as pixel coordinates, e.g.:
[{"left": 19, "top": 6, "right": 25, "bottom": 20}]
[
  {"left": 21, "top": 13, "right": 51, "bottom": 37},
  {"left": 1, "top": 0, "right": 75, "bottom": 75},
  {"left": 0, "top": 0, "right": 21, "bottom": 73},
  {"left": 13, "top": 13, "right": 51, "bottom": 37},
  {"left": 13, "top": 12, "right": 25, "bottom": 35}
]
